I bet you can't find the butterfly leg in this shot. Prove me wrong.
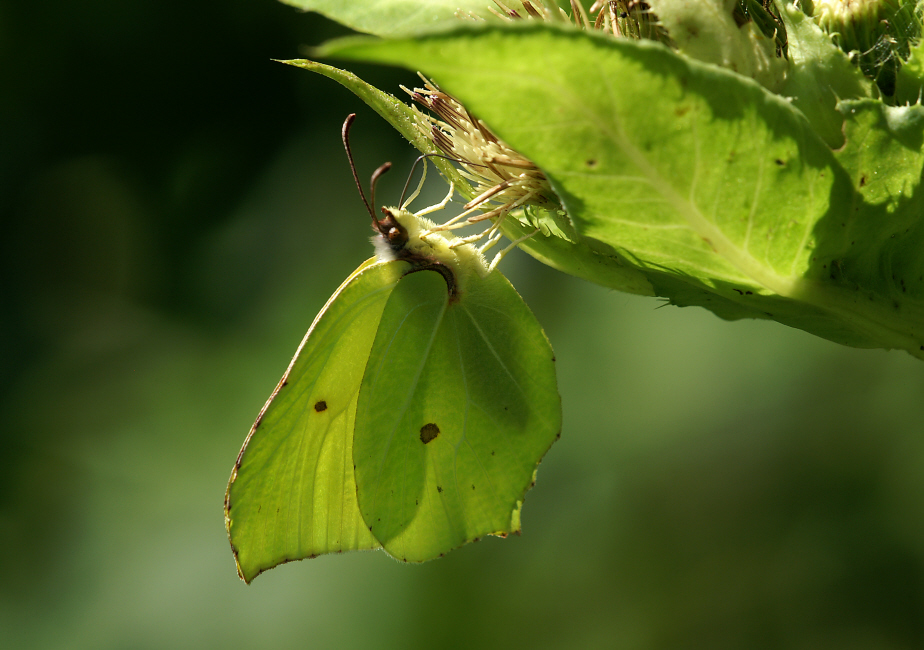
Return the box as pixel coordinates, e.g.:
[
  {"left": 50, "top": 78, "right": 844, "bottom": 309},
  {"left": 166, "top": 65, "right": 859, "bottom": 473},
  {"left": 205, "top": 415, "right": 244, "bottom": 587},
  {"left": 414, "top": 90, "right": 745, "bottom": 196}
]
[
  {"left": 485, "top": 227, "right": 541, "bottom": 272},
  {"left": 401, "top": 158, "right": 429, "bottom": 209},
  {"left": 414, "top": 179, "right": 456, "bottom": 217}
]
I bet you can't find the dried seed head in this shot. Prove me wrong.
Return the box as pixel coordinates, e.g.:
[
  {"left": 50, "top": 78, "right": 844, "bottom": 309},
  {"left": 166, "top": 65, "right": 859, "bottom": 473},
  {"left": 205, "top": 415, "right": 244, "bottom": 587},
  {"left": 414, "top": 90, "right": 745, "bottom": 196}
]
[
  {"left": 403, "top": 76, "right": 560, "bottom": 221},
  {"left": 486, "top": 0, "right": 672, "bottom": 43}
]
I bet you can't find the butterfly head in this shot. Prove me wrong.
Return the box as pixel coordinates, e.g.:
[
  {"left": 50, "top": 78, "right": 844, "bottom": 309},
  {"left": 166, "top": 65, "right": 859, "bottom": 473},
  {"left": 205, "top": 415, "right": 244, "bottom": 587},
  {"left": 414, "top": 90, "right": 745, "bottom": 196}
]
[
  {"left": 343, "top": 113, "right": 489, "bottom": 294},
  {"left": 374, "top": 207, "right": 409, "bottom": 252}
]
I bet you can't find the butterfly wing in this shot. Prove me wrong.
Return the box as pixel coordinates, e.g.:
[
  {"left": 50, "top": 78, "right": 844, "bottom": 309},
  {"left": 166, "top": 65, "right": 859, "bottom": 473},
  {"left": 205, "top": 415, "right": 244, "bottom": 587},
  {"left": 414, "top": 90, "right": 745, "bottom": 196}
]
[
  {"left": 353, "top": 268, "right": 561, "bottom": 562},
  {"left": 225, "top": 258, "right": 408, "bottom": 582}
]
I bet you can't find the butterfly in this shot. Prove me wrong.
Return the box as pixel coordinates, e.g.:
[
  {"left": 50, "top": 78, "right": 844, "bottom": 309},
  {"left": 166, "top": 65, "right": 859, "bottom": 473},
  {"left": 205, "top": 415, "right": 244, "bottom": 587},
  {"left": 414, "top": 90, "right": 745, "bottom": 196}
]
[{"left": 224, "top": 115, "right": 561, "bottom": 583}]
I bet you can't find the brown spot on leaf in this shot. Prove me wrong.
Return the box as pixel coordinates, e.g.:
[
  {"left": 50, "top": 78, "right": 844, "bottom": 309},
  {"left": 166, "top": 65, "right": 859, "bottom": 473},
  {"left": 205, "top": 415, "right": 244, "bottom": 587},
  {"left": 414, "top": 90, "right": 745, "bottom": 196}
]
[
  {"left": 420, "top": 423, "right": 440, "bottom": 444},
  {"left": 437, "top": 485, "right": 443, "bottom": 493},
  {"left": 314, "top": 400, "right": 327, "bottom": 412}
]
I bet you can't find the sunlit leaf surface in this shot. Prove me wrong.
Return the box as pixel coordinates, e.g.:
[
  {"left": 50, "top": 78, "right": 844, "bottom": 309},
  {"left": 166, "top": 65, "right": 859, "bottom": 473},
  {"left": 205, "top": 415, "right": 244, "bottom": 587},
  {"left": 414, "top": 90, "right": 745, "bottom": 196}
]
[{"left": 322, "top": 24, "right": 924, "bottom": 358}]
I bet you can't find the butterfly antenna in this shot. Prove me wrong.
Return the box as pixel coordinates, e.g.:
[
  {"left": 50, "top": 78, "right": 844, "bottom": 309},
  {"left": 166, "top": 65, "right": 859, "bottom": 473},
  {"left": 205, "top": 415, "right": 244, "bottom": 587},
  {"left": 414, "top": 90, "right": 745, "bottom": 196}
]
[
  {"left": 369, "top": 161, "right": 392, "bottom": 217},
  {"left": 342, "top": 113, "right": 390, "bottom": 227}
]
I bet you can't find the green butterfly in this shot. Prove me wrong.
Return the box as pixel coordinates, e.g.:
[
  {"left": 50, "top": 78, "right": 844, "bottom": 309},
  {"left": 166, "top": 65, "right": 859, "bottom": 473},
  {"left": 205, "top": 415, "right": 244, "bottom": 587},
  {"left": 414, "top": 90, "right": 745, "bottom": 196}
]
[{"left": 224, "top": 116, "right": 561, "bottom": 583}]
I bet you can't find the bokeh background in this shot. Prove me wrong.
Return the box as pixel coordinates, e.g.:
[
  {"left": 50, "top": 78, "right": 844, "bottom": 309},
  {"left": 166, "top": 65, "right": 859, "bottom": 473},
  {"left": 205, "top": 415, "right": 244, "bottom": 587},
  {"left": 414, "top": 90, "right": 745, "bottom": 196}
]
[{"left": 3, "top": 2, "right": 924, "bottom": 648}]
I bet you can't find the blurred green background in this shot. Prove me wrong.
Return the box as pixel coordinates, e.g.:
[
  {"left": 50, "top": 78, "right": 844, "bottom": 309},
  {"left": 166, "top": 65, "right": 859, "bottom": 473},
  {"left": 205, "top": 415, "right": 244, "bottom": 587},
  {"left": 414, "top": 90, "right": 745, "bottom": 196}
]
[{"left": 3, "top": 1, "right": 924, "bottom": 648}]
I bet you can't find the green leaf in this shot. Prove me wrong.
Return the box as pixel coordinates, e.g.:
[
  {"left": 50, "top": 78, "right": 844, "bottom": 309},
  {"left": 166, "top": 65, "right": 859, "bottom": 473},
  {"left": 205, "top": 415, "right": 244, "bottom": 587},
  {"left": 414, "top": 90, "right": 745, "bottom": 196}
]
[
  {"left": 501, "top": 209, "right": 656, "bottom": 295},
  {"left": 837, "top": 100, "right": 924, "bottom": 211},
  {"left": 648, "top": 0, "right": 787, "bottom": 91},
  {"left": 895, "top": 37, "right": 924, "bottom": 105},
  {"left": 353, "top": 268, "right": 560, "bottom": 561},
  {"left": 773, "top": 0, "right": 874, "bottom": 148},
  {"left": 825, "top": 99, "right": 924, "bottom": 331},
  {"left": 280, "top": 0, "right": 500, "bottom": 37},
  {"left": 290, "top": 58, "right": 655, "bottom": 295},
  {"left": 321, "top": 24, "right": 924, "bottom": 357},
  {"left": 283, "top": 60, "right": 479, "bottom": 204}
]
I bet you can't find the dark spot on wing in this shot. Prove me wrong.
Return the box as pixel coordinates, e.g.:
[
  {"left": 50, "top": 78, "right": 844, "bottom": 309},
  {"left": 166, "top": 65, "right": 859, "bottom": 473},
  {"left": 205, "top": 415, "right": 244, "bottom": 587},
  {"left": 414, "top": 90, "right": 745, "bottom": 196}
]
[
  {"left": 420, "top": 423, "right": 440, "bottom": 444},
  {"left": 314, "top": 400, "right": 327, "bottom": 412}
]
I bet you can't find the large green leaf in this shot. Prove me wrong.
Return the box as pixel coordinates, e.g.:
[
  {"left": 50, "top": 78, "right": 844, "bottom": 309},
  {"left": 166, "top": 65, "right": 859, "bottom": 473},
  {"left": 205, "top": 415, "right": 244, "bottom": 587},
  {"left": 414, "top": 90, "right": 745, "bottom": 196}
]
[
  {"left": 773, "top": 0, "right": 874, "bottom": 148},
  {"left": 280, "top": 0, "right": 600, "bottom": 36},
  {"left": 320, "top": 24, "right": 924, "bottom": 357},
  {"left": 829, "top": 99, "right": 924, "bottom": 334},
  {"left": 895, "top": 37, "right": 924, "bottom": 105},
  {"left": 648, "top": 0, "right": 787, "bottom": 91},
  {"left": 290, "top": 59, "right": 655, "bottom": 295},
  {"left": 281, "top": 0, "right": 500, "bottom": 36}
]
